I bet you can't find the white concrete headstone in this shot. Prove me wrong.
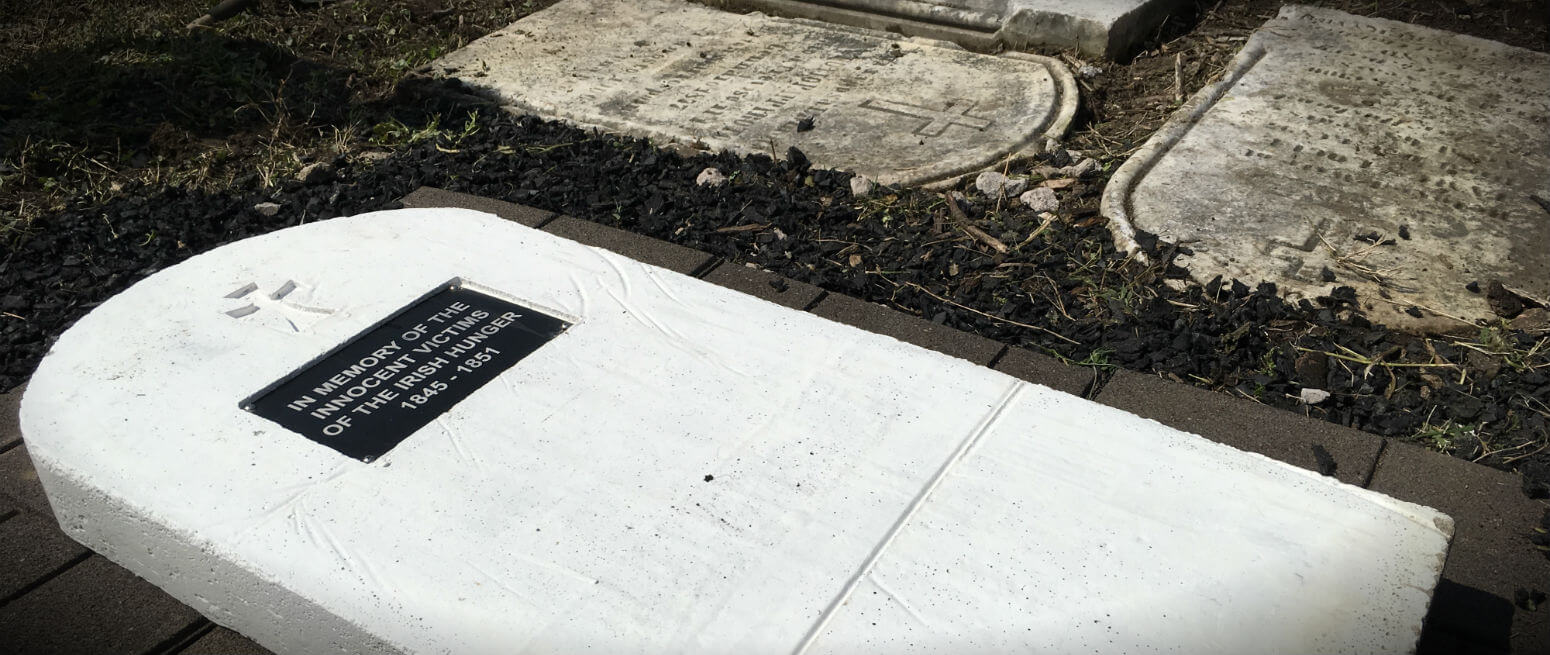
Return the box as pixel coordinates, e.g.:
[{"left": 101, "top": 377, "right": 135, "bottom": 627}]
[
  {"left": 1103, "top": 6, "right": 1550, "bottom": 331},
  {"left": 23, "top": 208, "right": 1451, "bottom": 653},
  {"left": 708, "top": 0, "right": 1180, "bottom": 58},
  {"left": 426, "top": 0, "right": 1077, "bottom": 187}
]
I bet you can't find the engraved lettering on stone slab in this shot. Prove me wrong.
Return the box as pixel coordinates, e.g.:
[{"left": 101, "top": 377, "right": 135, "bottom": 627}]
[
  {"left": 426, "top": 0, "right": 1075, "bottom": 187},
  {"left": 858, "top": 98, "right": 994, "bottom": 136},
  {"left": 1102, "top": 6, "right": 1550, "bottom": 329},
  {"left": 223, "top": 280, "right": 335, "bottom": 333}
]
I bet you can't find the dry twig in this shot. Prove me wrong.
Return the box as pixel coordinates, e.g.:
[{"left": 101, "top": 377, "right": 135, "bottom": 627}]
[
  {"left": 944, "top": 193, "right": 1008, "bottom": 254},
  {"left": 905, "top": 282, "right": 1078, "bottom": 344}
]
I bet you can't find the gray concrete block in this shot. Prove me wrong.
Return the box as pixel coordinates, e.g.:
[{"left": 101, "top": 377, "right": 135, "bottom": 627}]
[
  {"left": 701, "top": 264, "right": 824, "bottom": 311},
  {"left": 0, "top": 556, "right": 203, "bottom": 655},
  {"left": 1093, "top": 370, "right": 1382, "bottom": 486},
  {"left": 992, "top": 346, "right": 1092, "bottom": 397},
  {"left": 0, "top": 511, "right": 86, "bottom": 603},
  {"left": 0, "top": 444, "right": 51, "bottom": 517},
  {"left": 715, "top": 0, "right": 1180, "bottom": 58},
  {"left": 542, "top": 216, "right": 715, "bottom": 275},
  {"left": 398, "top": 186, "right": 554, "bottom": 228},
  {"left": 180, "top": 626, "right": 273, "bottom": 655},
  {"left": 809, "top": 293, "right": 1005, "bottom": 365},
  {"left": 1367, "top": 442, "right": 1550, "bottom": 654},
  {"left": 716, "top": 0, "right": 1003, "bottom": 51}
]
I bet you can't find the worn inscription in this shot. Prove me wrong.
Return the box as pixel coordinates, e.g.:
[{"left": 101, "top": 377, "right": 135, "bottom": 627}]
[
  {"left": 573, "top": 36, "right": 889, "bottom": 140},
  {"left": 426, "top": 0, "right": 1075, "bottom": 186},
  {"left": 1108, "top": 5, "right": 1549, "bottom": 328}
]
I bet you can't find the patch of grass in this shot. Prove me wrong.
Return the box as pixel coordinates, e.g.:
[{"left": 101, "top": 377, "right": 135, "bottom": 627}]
[
  {"left": 1060, "top": 347, "right": 1117, "bottom": 369},
  {"left": 855, "top": 193, "right": 903, "bottom": 225},
  {"left": 370, "top": 112, "right": 482, "bottom": 149},
  {"left": 1410, "top": 419, "right": 1476, "bottom": 455},
  {"left": 1455, "top": 322, "right": 1550, "bottom": 373}
]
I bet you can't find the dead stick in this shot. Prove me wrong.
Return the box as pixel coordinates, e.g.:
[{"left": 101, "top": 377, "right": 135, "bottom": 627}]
[
  {"left": 713, "top": 223, "right": 769, "bottom": 233},
  {"left": 944, "top": 193, "right": 1008, "bottom": 254},
  {"left": 906, "top": 282, "right": 1077, "bottom": 344},
  {"left": 962, "top": 224, "right": 1008, "bottom": 254},
  {"left": 944, "top": 192, "right": 969, "bottom": 222},
  {"left": 1013, "top": 213, "right": 1058, "bottom": 250}
]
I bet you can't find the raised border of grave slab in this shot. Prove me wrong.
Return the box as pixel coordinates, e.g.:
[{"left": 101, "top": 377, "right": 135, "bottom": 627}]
[
  {"left": 702, "top": 0, "right": 1182, "bottom": 59},
  {"left": 426, "top": 0, "right": 1077, "bottom": 188},
  {"left": 1101, "top": 5, "right": 1550, "bottom": 332}
]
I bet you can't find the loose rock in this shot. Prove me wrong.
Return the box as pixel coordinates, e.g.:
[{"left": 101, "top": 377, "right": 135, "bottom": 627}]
[
  {"left": 1300, "top": 388, "right": 1332, "bottom": 404},
  {"left": 696, "top": 167, "right": 728, "bottom": 187},
  {"left": 1487, "top": 279, "right": 1527, "bottom": 319},
  {"left": 1511, "top": 308, "right": 1550, "bottom": 333},
  {"left": 1061, "top": 157, "right": 1101, "bottom": 178},
  {"left": 1294, "top": 352, "right": 1328, "bottom": 386},
  {"left": 849, "top": 175, "right": 875, "bottom": 198},
  {"left": 297, "top": 162, "right": 333, "bottom": 184},
  {"left": 253, "top": 202, "right": 281, "bottom": 217},
  {"left": 975, "top": 171, "right": 1027, "bottom": 198},
  {"left": 1019, "top": 187, "right": 1059, "bottom": 213}
]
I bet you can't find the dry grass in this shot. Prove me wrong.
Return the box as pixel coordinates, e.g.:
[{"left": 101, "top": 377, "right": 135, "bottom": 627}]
[{"left": 0, "top": 0, "right": 554, "bottom": 232}]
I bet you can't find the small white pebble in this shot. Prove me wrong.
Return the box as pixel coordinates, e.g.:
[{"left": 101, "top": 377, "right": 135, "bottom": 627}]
[
  {"left": 696, "top": 167, "right": 728, "bottom": 187},
  {"left": 849, "top": 175, "right": 875, "bottom": 198},
  {"left": 1019, "top": 188, "right": 1059, "bottom": 213},
  {"left": 1300, "top": 388, "right": 1332, "bottom": 405}
]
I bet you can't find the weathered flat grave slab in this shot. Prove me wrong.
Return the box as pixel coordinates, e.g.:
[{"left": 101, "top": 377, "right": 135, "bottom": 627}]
[
  {"left": 706, "top": 0, "right": 1179, "bottom": 58},
  {"left": 426, "top": 0, "right": 1076, "bottom": 187},
  {"left": 1103, "top": 5, "right": 1550, "bottom": 331},
  {"left": 22, "top": 208, "right": 1451, "bottom": 653}
]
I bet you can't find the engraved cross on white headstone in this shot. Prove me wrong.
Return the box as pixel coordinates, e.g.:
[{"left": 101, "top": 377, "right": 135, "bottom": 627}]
[
  {"left": 223, "top": 280, "right": 335, "bottom": 334},
  {"left": 859, "top": 98, "right": 993, "bottom": 136}
]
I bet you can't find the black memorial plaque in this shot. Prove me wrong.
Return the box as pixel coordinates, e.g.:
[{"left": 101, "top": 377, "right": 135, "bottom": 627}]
[{"left": 247, "top": 283, "right": 569, "bottom": 461}]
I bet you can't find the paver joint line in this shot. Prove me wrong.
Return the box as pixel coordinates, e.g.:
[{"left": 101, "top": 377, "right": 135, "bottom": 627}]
[
  {"left": 149, "top": 618, "right": 218, "bottom": 655},
  {"left": 983, "top": 345, "right": 1011, "bottom": 370},
  {"left": 1361, "top": 439, "right": 1390, "bottom": 490},
  {"left": 792, "top": 381, "right": 1025, "bottom": 654},
  {"left": 0, "top": 550, "right": 91, "bottom": 608},
  {"left": 688, "top": 257, "right": 724, "bottom": 279},
  {"left": 161, "top": 622, "right": 220, "bottom": 655}
]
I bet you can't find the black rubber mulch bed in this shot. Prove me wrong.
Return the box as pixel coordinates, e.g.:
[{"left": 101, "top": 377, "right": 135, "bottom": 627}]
[{"left": 3, "top": 106, "right": 1548, "bottom": 498}]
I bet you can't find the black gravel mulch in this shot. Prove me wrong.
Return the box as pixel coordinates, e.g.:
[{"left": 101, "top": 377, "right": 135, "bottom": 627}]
[{"left": 2, "top": 108, "right": 1547, "bottom": 491}]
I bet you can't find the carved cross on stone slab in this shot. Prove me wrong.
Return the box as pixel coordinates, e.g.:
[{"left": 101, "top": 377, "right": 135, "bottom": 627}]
[{"left": 858, "top": 99, "right": 993, "bottom": 137}]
